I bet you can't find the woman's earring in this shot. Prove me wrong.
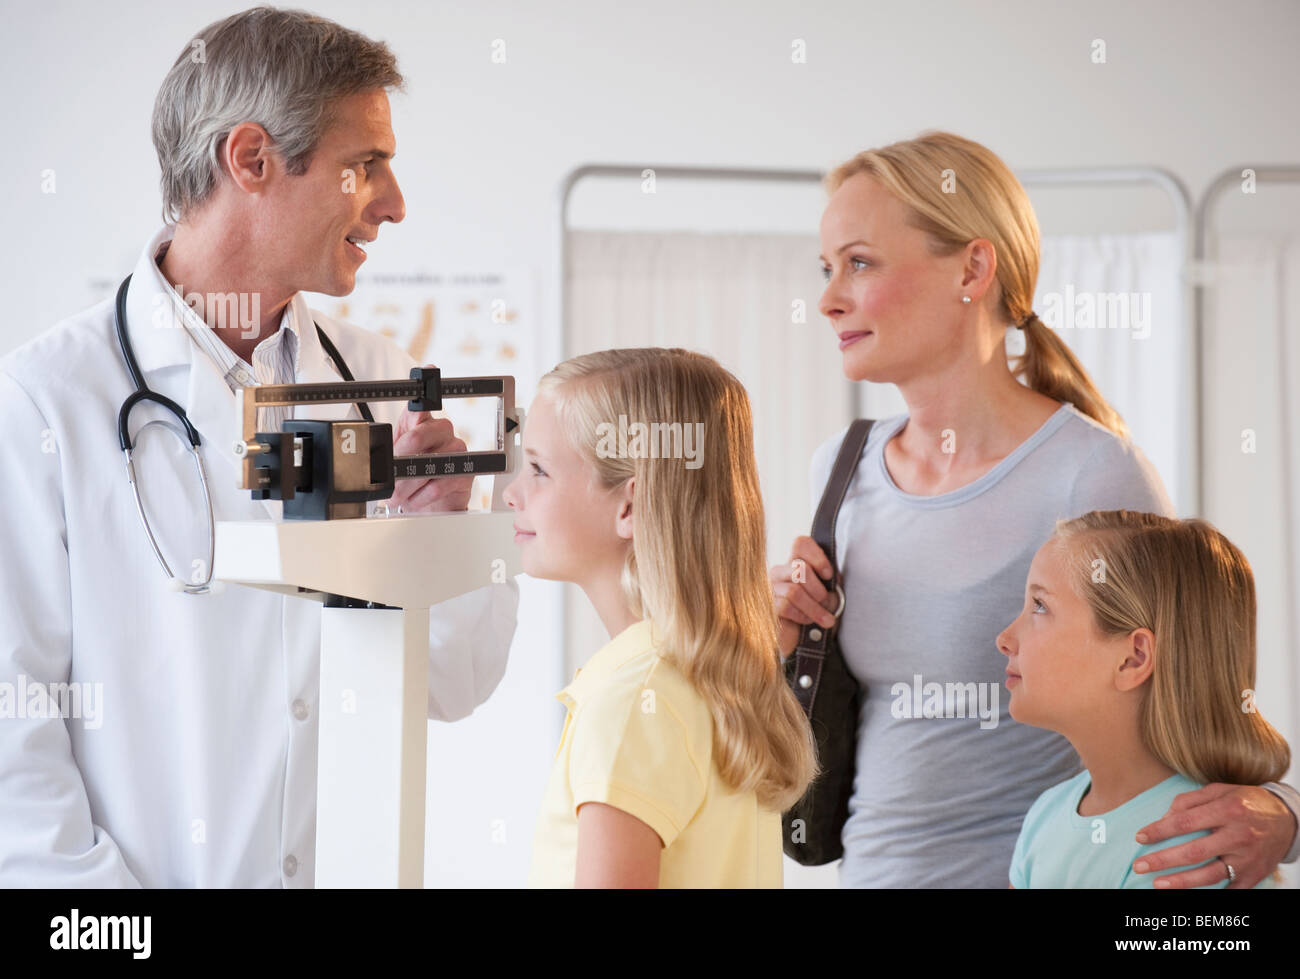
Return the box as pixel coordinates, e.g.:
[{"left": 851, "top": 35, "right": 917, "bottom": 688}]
[{"left": 961, "top": 296, "right": 972, "bottom": 304}]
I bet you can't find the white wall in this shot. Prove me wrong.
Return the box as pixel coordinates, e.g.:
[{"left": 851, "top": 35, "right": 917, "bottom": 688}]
[
  {"left": 3, "top": 0, "right": 1298, "bottom": 888},
  {"left": 10, "top": 0, "right": 1300, "bottom": 346}
]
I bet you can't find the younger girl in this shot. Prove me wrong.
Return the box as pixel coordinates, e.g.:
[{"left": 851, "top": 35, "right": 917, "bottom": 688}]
[
  {"left": 998, "top": 509, "right": 1289, "bottom": 888},
  {"left": 503, "top": 348, "right": 818, "bottom": 888}
]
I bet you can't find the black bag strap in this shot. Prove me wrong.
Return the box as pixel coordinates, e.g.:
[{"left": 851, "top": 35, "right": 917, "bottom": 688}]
[
  {"left": 789, "top": 419, "right": 875, "bottom": 717},
  {"left": 315, "top": 322, "right": 376, "bottom": 424},
  {"left": 812, "top": 419, "right": 874, "bottom": 579}
]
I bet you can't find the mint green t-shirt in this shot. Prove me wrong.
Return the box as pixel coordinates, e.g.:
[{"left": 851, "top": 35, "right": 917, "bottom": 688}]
[{"left": 1010, "top": 770, "right": 1278, "bottom": 888}]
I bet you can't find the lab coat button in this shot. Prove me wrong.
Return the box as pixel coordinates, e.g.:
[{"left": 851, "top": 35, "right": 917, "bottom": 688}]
[
  {"left": 283, "top": 855, "right": 298, "bottom": 877},
  {"left": 291, "top": 699, "right": 308, "bottom": 721}
]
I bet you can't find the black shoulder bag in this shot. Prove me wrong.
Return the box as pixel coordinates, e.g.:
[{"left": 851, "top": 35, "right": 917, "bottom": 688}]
[{"left": 782, "top": 419, "right": 874, "bottom": 865}]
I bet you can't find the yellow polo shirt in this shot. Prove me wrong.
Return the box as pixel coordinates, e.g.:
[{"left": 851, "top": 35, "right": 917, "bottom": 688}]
[{"left": 527, "top": 618, "right": 784, "bottom": 888}]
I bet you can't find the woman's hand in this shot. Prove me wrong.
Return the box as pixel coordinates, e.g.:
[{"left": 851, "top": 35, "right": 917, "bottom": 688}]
[
  {"left": 770, "top": 536, "right": 842, "bottom": 658},
  {"left": 1131, "top": 783, "right": 1297, "bottom": 888}
]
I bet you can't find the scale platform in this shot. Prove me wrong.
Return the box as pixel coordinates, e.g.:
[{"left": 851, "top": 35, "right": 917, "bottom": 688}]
[{"left": 215, "top": 509, "right": 522, "bottom": 889}]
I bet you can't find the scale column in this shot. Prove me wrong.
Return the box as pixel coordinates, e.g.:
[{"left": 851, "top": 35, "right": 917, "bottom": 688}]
[{"left": 315, "top": 603, "right": 430, "bottom": 887}]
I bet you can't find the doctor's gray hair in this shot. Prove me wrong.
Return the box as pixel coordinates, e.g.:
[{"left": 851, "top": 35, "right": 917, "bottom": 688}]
[{"left": 151, "top": 7, "right": 405, "bottom": 224}]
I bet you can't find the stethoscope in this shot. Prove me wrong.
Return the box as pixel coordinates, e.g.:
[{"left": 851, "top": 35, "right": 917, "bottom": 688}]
[{"left": 115, "top": 274, "right": 373, "bottom": 595}]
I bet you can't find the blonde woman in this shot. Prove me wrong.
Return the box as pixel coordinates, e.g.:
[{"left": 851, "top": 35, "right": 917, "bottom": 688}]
[
  {"left": 505, "top": 348, "right": 817, "bottom": 887},
  {"left": 1001, "top": 511, "right": 1289, "bottom": 888},
  {"left": 770, "top": 131, "right": 1300, "bottom": 888}
]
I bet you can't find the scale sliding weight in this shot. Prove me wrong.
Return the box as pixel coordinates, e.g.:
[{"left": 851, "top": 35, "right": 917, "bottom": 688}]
[
  {"left": 212, "top": 368, "right": 526, "bottom": 889},
  {"left": 231, "top": 366, "right": 518, "bottom": 519}
]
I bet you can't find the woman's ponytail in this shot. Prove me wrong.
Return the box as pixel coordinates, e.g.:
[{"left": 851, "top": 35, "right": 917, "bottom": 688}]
[{"left": 1014, "top": 314, "right": 1130, "bottom": 439}]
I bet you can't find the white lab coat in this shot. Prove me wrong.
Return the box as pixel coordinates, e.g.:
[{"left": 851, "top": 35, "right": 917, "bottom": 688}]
[{"left": 0, "top": 227, "right": 520, "bottom": 887}]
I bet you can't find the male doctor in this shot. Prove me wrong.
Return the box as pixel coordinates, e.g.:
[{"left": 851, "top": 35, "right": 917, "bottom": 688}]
[{"left": 0, "top": 9, "right": 518, "bottom": 886}]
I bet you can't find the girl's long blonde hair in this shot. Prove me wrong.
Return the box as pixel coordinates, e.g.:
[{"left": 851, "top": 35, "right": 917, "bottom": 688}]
[
  {"left": 536, "top": 348, "right": 818, "bottom": 811},
  {"left": 826, "top": 130, "right": 1130, "bottom": 439},
  {"left": 1054, "top": 510, "right": 1290, "bottom": 785}
]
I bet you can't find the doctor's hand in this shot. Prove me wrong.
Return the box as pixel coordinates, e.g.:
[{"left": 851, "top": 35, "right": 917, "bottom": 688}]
[{"left": 382, "top": 392, "right": 473, "bottom": 514}]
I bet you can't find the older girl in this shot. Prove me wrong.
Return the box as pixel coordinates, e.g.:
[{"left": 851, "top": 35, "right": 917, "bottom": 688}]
[{"left": 506, "top": 348, "right": 817, "bottom": 887}]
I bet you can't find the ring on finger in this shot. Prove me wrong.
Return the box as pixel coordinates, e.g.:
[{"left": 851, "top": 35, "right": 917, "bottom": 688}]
[{"left": 1218, "top": 856, "right": 1237, "bottom": 883}]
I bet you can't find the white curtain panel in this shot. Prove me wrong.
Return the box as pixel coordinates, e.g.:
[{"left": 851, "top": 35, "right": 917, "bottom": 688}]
[
  {"left": 563, "top": 229, "right": 854, "bottom": 669},
  {"left": 1032, "top": 231, "right": 1190, "bottom": 514},
  {"left": 1202, "top": 234, "right": 1300, "bottom": 805}
]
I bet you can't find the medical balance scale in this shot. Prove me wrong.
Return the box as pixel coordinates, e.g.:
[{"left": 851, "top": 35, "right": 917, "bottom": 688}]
[{"left": 211, "top": 367, "right": 524, "bottom": 888}]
